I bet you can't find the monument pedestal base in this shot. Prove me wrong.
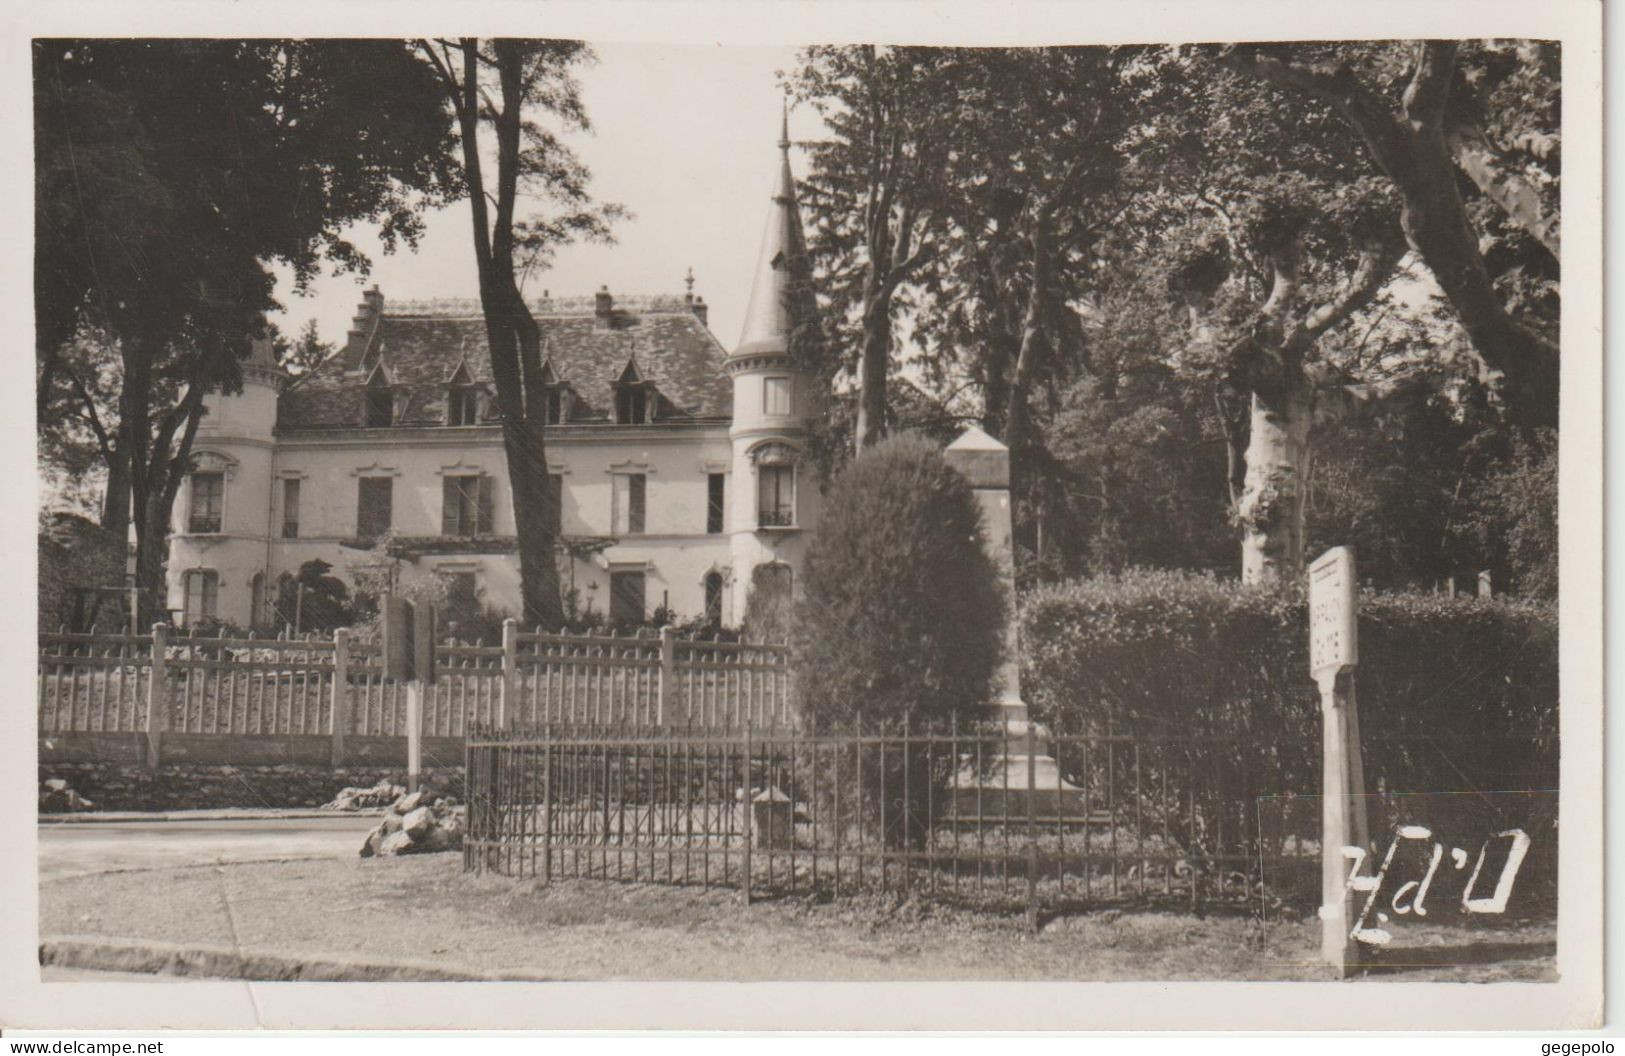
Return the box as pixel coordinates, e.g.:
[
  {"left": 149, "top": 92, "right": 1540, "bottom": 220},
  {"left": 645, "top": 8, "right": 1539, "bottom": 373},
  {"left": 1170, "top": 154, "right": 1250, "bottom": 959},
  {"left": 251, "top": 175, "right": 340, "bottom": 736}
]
[{"left": 949, "top": 701, "right": 1087, "bottom": 822}]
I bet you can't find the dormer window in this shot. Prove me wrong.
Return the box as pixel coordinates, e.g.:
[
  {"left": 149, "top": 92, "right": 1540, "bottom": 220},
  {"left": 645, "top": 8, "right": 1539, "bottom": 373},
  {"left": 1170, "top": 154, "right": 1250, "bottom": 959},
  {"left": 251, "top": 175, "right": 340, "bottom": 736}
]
[
  {"left": 539, "top": 358, "right": 569, "bottom": 425},
  {"left": 364, "top": 364, "right": 393, "bottom": 427},
  {"left": 615, "top": 387, "right": 648, "bottom": 425},
  {"left": 445, "top": 362, "right": 479, "bottom": 425},
  {"left": 448, "top": 388, "right": 478, "bottom": 425},
  {"left": 613, "top": 357, "right": 655, "bottom": 424}
]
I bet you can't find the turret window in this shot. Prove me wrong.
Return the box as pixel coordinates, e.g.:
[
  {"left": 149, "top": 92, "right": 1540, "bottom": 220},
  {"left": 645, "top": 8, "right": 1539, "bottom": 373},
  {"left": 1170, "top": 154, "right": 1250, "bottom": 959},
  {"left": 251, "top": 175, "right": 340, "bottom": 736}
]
[
  {"left": 758, "top": 466, "right": 794, "bottom": 528},
  {"left": 763, "top": 376, "right": 792, "bottom": 417},
  {"left": 751, "top": 443, "right": 799, "bottom": 529},
  {"left": 189, "top": 473, "right": 224, "bottom": 534}
]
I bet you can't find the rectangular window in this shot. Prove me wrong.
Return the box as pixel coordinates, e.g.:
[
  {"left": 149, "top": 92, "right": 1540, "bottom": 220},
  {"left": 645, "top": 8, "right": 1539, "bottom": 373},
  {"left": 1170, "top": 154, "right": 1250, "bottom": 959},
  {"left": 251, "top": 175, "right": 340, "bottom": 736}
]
[
  {"left": 758, "top": 466, "right": 794, "bottom": 527},
  {"left": 707, "top": 473, "right": 726, "bottom": 534},
  {"left": 763, "top": 376, "right": 791, "bottom": 417},
  {"left": 609, "top": 569, "right": 646, "bottom": 625},
  {"left": 357, "top": 477, "right": 393, "bottom": 538},
  {"left": 184, "top": 570, "right": 218, "bottom": 625},
  {"left": 441, "top": 475, "right": 493, "bottom": 537},
  {"left": 612, "top": 473, "right": 646, "bottom": 535},
  {"left": 447, "top": 389, "right": 478, "bottom": 426},
  {"left": 281, "top": 479, "right": 300, "bottom": 539},
  {"left": 365, "top": 388, "right": 393, "bottom": 428},
  {"left": 549, "top": 473, "right": 564, "bottom": 535},
  {"left": 189, "top": 473, "right": 224, "bottom": 534}
]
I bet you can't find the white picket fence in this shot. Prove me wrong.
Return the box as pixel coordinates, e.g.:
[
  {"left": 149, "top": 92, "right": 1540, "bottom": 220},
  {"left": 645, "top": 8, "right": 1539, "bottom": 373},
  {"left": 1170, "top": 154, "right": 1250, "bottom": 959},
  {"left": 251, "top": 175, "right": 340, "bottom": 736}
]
[{"left": 38, "top": 623, "right": 795, "bottom": 760}]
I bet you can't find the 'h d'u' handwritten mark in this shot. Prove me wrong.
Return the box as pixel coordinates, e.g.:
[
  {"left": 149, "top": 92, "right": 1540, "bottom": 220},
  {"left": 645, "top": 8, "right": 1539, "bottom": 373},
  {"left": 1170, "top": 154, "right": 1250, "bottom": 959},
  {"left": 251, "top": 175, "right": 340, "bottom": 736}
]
[{"left": 1327, "top": 827, "right": 1532, "bottom": 945}]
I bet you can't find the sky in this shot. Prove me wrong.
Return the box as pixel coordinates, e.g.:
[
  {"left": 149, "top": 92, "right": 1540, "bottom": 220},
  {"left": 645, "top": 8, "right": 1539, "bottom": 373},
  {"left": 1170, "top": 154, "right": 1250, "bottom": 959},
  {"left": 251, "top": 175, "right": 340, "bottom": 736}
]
[{"left": 269, "top": 42, "right": 822, "bottom": 355}]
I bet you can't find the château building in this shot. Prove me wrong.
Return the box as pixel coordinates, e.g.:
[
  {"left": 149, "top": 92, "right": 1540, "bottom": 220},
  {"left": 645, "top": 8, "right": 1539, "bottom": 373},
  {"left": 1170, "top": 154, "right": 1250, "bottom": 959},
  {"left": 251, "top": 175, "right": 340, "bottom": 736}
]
[{"left": 164, "top": 124, "right": 822, "bottom": 630}]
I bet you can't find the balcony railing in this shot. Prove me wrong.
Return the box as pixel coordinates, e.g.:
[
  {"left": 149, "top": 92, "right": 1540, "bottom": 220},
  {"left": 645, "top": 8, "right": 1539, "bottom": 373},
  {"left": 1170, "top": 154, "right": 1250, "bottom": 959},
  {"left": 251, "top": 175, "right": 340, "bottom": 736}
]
[
  {"left": 188, "top": 515, "right": 222, "bottom": 534},
  {"left": 756, "top": 509, "right": 795, "bottom": 528}
]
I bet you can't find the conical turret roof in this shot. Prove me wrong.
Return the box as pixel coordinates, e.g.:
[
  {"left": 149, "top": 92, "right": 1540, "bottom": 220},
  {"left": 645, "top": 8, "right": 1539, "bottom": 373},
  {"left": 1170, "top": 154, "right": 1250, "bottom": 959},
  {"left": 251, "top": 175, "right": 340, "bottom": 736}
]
[{"left": 733, "top": 108, "right": 812, "bottom": 361}]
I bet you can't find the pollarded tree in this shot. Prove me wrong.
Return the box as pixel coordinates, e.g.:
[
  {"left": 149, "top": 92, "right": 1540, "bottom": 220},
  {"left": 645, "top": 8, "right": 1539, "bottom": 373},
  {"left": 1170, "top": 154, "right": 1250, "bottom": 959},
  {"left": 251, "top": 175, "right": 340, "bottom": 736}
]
[{"left": 1220, "top": 41, "right": 1560, "bottom": 431}]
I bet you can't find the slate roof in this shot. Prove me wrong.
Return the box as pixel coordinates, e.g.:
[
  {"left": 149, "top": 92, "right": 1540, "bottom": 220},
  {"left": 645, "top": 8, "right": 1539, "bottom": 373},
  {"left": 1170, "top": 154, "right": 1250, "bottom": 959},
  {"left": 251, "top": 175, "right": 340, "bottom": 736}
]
[{"left": 279, "top": 296, "right": 733, "bottom": 430}]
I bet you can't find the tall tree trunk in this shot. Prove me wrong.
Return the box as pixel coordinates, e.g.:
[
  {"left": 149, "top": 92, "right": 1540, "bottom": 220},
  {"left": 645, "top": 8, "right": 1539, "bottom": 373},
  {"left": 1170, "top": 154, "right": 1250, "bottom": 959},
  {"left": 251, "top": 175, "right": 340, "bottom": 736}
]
[
  {"left": 100, "top": 449, "right": 129, "bottom": 532},
  {"left": 854, "top": 286, "right": 891, "bottom": 451},
  {"left": 1003, "top": 211, "right": 1053, "bottom": 472},
  {"left": 501, "top": 280, "right": 564, "bottom": 630},
  {"left": 462, "top": 40, "right": 564, "bottom": 630}
]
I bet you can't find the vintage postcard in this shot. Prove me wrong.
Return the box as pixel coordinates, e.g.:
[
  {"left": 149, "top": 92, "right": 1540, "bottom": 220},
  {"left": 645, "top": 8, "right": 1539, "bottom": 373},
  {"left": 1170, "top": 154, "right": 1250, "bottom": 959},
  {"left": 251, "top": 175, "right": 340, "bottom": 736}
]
[{"left": 0, "top": 0, "right": 1605, "bottom": 1033}]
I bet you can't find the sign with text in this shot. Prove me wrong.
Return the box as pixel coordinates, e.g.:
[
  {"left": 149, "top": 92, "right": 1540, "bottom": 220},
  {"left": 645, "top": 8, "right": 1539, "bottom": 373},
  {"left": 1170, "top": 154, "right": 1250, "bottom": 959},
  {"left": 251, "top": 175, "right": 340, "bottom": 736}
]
[{"left": 1309, "top": 546, "right": 1358, "bottom": 677}]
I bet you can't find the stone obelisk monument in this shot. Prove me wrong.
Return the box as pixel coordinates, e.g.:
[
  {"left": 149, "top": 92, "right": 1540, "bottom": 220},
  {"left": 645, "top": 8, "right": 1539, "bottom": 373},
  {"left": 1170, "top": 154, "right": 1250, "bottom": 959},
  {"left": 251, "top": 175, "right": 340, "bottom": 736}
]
[{"left": 944, "top": 425, "right": 1081, "bottom": 814}]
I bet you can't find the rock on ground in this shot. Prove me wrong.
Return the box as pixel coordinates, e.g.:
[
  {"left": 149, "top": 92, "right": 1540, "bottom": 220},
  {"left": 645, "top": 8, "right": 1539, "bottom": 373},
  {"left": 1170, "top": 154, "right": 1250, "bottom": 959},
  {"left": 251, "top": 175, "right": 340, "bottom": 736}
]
[{"left": 359, "top": 791, "right": 466, "bottom": 858}]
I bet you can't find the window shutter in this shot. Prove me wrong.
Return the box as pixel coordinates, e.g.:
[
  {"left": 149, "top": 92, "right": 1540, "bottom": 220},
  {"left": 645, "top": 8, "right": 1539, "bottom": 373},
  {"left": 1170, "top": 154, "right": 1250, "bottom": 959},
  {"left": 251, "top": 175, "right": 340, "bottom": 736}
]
[
  {"left": 442, "top": 477, "right": 459, "bottom": 535},
  {"left": 477, "top": 474, "right": 494, "bottom": 534}
]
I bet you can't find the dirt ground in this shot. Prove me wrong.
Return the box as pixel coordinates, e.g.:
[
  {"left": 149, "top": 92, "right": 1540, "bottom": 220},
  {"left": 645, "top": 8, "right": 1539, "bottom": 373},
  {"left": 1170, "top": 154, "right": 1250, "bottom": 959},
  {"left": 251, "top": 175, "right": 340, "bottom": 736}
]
[{"left": 39, "top": 853, "right": 1556, "bottom": 982}]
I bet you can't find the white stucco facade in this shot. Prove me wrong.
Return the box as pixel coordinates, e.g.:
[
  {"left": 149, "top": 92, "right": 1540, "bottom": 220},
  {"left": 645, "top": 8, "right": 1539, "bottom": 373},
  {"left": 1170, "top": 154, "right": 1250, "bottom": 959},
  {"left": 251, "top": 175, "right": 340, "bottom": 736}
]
[{"left": 165, "top": 123, "right": 821, "bottom": 632}]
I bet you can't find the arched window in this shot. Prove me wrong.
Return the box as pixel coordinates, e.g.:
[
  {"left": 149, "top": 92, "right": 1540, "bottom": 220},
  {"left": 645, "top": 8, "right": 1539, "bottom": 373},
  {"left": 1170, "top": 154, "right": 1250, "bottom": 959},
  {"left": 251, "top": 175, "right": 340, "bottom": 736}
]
[{"left": 703, "top": 571, "right": 724, "bottom": 627}]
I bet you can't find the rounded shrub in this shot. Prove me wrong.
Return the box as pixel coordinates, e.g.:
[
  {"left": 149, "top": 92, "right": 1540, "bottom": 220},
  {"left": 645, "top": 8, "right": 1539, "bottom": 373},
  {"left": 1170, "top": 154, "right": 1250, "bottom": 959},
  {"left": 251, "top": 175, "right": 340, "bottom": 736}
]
[{"left": 794, "top": 432, "right": 1005, "bottom": 730}]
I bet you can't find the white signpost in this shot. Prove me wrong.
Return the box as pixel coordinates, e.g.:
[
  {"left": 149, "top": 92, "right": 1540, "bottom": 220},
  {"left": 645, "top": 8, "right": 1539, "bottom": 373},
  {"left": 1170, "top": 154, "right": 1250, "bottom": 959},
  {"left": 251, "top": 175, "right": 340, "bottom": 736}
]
[{"left": 1309, "top": 546, "right": 1369, "bottom": 977}]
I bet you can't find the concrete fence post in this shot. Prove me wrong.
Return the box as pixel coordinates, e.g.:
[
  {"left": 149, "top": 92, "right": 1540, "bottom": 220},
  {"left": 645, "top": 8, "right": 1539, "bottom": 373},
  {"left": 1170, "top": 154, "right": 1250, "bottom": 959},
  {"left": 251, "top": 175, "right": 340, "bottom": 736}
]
[
  {"left": 144, "top": 622, "right": 169, "bottom": 771},
  {"left": 500, "top": 618, "right": 518, "bottom": 730},
  {"left": 332, "top": 627, "right": 350, "bottom": 766},
  {"left": 657, "top": 624, "right": 676, "bottom": 725}
]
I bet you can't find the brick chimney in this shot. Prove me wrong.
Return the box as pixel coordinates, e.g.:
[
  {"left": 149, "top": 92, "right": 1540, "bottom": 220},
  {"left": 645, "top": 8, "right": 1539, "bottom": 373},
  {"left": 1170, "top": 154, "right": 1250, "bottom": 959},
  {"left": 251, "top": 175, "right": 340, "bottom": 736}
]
[
  {"left": 345, "top": 286, "right": 384, "bottom": 366},
  {"left": 594, "top": 285, "right": 614, "bottom": 330},
  {"left": 691, "top": 295, "right": 709, "bottom": 328}
]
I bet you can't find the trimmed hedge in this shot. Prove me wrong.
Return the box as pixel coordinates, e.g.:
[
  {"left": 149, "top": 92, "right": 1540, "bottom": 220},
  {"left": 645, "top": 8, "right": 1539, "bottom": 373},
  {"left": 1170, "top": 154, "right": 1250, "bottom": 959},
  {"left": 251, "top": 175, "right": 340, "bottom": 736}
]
[{"left": 1021, "top": 568, "right": 1558, "bottom": 812}]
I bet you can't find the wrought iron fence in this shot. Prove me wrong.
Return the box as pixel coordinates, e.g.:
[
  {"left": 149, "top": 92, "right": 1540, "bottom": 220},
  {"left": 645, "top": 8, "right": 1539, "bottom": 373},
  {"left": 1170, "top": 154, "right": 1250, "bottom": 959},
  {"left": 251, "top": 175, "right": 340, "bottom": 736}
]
[{"left": 464, "top": 720, "right": 1327, "bottom": 921}]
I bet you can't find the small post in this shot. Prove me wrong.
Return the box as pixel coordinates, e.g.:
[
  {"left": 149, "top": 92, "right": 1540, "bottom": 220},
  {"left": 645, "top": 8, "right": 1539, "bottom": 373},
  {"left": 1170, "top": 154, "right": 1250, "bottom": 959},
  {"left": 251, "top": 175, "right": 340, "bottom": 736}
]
[
  {"left": 406, "top": 679, "right": 423, "bottom": 796},
  {"left": 657, "top": 624, "right": 676, "bottom": 725},
  {"left": 500, "top": 618, "right": 518, "bottom": 729},
  {"left": 332, "top": 628, "right": 350, "bottom": 766},
  {"left": 144, "top": 623, "right": 169, "bottom": 771},
  {"left": 742, "top": 720, "right": 753, "bottom": 905},
  {"left": 1477, "top": 569, "right": 1493, "bottom": 598},
  {"left": 1309, "top": 546, "right": 1367, "bottom": 978}
]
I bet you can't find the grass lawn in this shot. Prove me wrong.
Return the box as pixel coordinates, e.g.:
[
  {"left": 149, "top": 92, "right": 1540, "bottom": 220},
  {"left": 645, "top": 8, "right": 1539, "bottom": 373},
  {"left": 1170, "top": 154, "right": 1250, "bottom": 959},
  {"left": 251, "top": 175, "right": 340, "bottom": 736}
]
[{"left": 39, "top": 854, "right": 1556, "bottom": 982}]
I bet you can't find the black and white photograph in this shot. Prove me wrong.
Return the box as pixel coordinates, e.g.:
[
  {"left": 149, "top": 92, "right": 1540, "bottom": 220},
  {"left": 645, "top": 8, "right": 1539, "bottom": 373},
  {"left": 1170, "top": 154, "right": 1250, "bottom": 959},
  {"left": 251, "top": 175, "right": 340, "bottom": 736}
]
[{"left": 1, "top": 0, "right": 1606, "bottom": 1036}]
